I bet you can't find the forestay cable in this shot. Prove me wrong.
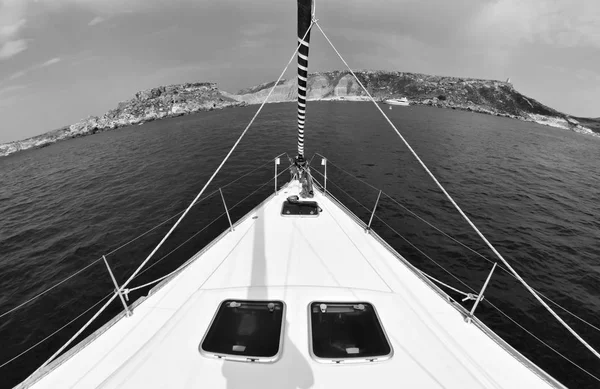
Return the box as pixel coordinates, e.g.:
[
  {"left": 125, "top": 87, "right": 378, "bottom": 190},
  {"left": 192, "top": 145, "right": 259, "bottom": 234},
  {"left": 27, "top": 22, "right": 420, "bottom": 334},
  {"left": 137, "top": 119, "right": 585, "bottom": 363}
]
[{"left": 314, "top": 20, "right": 600, "bottom": 360}]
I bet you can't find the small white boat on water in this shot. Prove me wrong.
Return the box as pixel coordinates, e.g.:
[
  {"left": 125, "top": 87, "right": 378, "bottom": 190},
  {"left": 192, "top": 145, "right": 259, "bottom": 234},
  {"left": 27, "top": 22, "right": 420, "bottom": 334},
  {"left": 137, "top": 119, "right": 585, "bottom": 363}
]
[
  {"left": 5, "top": 1, "right": 600, "bottom": 388},
  {"left": 384, "top": 97, "right": 409, "bottom": 106}
]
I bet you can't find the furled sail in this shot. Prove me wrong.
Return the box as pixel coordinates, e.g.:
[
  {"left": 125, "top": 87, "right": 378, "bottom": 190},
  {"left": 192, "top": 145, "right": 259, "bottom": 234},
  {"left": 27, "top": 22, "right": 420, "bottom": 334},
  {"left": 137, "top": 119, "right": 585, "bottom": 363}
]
[{"left": 296, "top": 0, "right": 312, "bottom": 158}]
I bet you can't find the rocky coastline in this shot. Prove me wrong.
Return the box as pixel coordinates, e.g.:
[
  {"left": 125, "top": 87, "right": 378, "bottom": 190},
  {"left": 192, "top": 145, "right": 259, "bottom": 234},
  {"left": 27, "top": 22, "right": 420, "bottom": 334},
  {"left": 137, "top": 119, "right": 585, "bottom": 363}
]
[
  {"left": 0, "top": 82, "right": 245, "bottom": 157},
  {"left": 1, "top": 71, "right": 597, "bottom": 158},
  {"left": 234, "top": 70, "right": 597, "bottom": 137}
]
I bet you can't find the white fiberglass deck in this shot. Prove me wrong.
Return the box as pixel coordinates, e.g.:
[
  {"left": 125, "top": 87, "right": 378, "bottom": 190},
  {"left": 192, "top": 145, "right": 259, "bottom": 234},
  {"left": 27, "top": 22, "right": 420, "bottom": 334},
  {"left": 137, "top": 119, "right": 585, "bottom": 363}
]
[{"left": 21, "top": 180, "right": 564, "bottom": 389}]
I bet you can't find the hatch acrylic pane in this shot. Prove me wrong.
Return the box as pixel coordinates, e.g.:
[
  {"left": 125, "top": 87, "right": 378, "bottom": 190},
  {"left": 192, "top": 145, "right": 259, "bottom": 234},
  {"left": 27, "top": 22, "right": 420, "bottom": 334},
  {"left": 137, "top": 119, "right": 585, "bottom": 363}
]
[
  {"left": 200, "top": 300, "right": 285, "bottom": 363},
  {"left": 281, "top": 198, "right": 321, "bottom": 217},
  {"left": 309, "top": 302, "right": 392, "bottom": 362}
]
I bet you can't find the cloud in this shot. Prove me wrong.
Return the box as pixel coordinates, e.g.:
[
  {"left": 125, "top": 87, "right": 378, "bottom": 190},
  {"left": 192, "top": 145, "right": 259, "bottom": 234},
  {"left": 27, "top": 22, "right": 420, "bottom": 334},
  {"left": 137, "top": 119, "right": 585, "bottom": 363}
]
[
  {"left": 0, "top": 84, "right": 27, "bottom": 96},
  {"left": 3, "top": 57, "right": 62, "bottom": 83},
  {"left": 0, "top": 39, "right": 28, "bottom": 59},
  {"left": 0, "top": 18, "right": 26, "bottom": 38},
  {"left": 9, "top": 70, "right": 26, "bottom": 80},
  {"left": 40, "top": 57, "right": 61, "bottom": 67},
  {"left": 474, "top": 0, "right": 600, "bottom": 49},
  {"left": 88, "top": 16, "right": 105, "bottom": 26},
  {"left": 0, "top": 1, "right": 28, "bottom": 60}
]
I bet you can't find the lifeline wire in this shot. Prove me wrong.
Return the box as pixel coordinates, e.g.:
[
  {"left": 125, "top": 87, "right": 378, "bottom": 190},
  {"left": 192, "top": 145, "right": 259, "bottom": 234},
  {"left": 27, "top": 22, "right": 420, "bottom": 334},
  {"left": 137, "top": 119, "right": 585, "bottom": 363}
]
[{"left": 315, "top": 19, "right": 600, "bottom": 361}]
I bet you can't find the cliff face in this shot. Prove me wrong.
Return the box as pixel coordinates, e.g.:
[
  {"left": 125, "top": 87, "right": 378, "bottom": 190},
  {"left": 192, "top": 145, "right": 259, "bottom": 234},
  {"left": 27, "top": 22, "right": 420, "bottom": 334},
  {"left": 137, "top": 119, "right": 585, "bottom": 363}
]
[
  {"left": 0, "top": 82, "right": 245, "bottom": 157},
  {"left": 233, "top": 70, "right": 597, "bottom": 136}
]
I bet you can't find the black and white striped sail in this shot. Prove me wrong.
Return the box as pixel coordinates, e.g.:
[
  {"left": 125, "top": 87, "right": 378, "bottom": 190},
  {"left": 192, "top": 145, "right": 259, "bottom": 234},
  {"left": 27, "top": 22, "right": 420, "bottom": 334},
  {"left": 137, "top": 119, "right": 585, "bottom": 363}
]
[{"left": 297, "top": 0, "right": 312, "bottom": 158}]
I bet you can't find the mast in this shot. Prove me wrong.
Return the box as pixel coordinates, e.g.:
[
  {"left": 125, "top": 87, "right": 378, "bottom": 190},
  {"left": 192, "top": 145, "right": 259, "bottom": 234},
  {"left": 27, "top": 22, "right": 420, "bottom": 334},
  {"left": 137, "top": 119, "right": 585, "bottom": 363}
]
[{"left": 296, "top": 0, "right": 313, "bottom": 159}]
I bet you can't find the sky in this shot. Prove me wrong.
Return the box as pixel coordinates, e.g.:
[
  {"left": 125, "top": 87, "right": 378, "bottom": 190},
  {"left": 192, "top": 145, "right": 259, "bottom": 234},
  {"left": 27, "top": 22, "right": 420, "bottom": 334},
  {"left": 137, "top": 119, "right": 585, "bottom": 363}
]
[{"left": 0, "top": 0, "right": 599, "bottom": 143}]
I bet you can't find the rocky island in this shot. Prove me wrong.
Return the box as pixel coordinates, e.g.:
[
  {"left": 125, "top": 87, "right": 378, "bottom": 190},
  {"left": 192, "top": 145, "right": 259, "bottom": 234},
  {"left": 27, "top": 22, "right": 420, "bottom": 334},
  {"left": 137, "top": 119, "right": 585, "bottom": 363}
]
[{"left": 1, "top": 71, "right": 598, "bottom": 157}]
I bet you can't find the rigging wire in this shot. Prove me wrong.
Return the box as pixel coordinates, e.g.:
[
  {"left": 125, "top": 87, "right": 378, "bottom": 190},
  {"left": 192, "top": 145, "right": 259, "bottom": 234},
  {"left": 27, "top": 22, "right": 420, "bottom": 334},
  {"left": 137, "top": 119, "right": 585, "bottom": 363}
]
[
  {"left": 0, "top": 190, "right": 218, "bottom": 321},
  {"left": 314, "top": 20, "right": 600, "bottom": 360},
  {"left": 28, "top": 293, "right": 120, "bottom": 378},
  {"left": 127, "top": 167, "right": 291, "bottom": 294},
  {"left": 30, "top": 24, "right": 315, "bottom": 375},
  {"left": 317, "top": 173, "right": 479, "bottom": 295},
  {"left": 220, "top": 153, "right": 287, "bottom": 192},
  {"left": 0, "top": 155, "right": 282, "bottom": 321},
  {"left": 0, "top": 258, "right": 102, "bottom": 320},
  {"left": 2, "top": 166, "right": 291, "bottom": 375},
  {"left": 103, "top": 187, "right": 220, "bottom": 256},
  {"left": 0, "top": 292, "right": 114, "bottom": 370},
  {"left": 315, "top": 155, "right": 600, "bottom": 334},
  {"left": 316, "top": 173, "right": 478, "bottom": 299},
  {"left": 485, "top": 299, "right": 600, "bottom": 383},
  {"left": 117, "top": 22, "right": 315, "bottom": 296},
  {"left": 132, "top": 212, "right": 224, "bottom": 281},
  {"left": 419, "top": 271, "right": 476, "bottom": 300},
  {"left": 129, "top": 156, "right": 288, "bottom": 281},
  {"left": 314, "top": 152, "right": 380, "bottom": 192},
  {"left": 313, "top": 174, "right": 600, "bottom": 382}
]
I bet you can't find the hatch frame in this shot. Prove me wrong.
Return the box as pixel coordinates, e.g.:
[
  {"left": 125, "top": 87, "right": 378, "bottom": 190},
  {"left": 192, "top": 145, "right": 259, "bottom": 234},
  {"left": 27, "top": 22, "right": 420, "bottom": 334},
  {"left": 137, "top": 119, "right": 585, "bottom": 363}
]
[
  {"left": 199, "top": 299, "right": 287, "bottom": 363},
  {"left": 280, "top": 199, "right": 322, "bottom": 218},
  {"left": 307, "top": 300, "right": 394, "bottom": 364}
]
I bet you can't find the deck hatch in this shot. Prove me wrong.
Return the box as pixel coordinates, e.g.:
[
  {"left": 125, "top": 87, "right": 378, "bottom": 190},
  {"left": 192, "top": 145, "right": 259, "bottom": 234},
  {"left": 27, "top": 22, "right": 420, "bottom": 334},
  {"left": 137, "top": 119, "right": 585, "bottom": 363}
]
[
  {"left": 200, "top": 300, "right": 285, "bottom": 363},
  {"left": 309, "top": 302, "right": 392, "bottom": 362},
  {"left": 281, "top": 197, "right": 321, "bottom": 217}
]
